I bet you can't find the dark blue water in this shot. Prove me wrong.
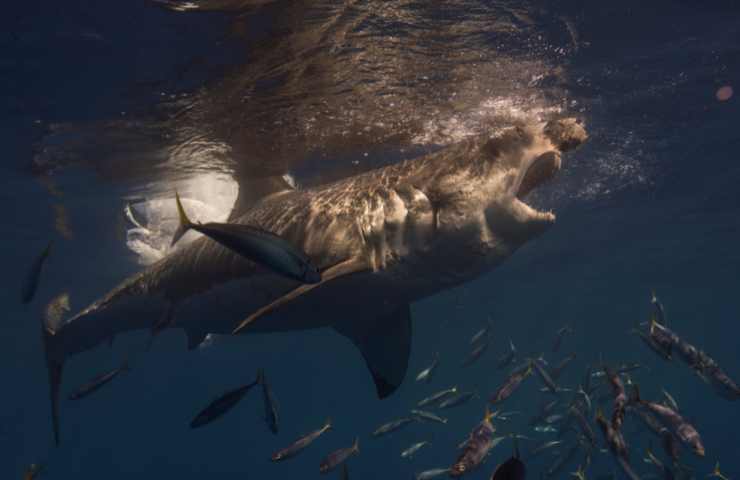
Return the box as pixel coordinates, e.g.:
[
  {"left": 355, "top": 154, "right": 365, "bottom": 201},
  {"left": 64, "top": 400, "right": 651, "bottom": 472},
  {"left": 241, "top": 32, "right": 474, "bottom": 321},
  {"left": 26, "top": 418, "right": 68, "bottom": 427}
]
[{"left": 2, "top": 1, "right": 740, "bottom": 478}]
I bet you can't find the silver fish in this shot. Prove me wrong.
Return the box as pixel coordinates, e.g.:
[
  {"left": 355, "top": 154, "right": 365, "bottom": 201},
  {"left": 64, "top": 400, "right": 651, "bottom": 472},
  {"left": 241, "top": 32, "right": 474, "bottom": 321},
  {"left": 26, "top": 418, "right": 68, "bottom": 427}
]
[
  {"left": 532, "top": 359, "right": 560, "bottom": 394},
  {"left": 470, "top": 319, "right": 492, "bottom": 345},
  {"left": 416, "top": 353, "right": 440, "bottom": 383},
  {"left": 372, "top": 417, "right": 415, "bottom": 437},
  {"left": 418, "top": 386, "right": 458, "bottom": 407},
  {"left": 661, "top": 388, "right": 679, "bottom": 412},
  {"left": 271, "top": 418, "right": 332, "bottom": 461},
  {"left": 401, "top": 441, "right": 430, "bottom": 459},
  {"left": 68, "top": 358, "right": 130, "bottom": 401},
  {"left": 439, "top": 391, "right": 477, "bottom": 409},
  {"left": 415, "top": 468, "right": 451, "bottom": 480},
  {"left": 319, "top": 437, "right": 359, "bottom": 474},
  {"left": 411, "top": 409, "right": 448, "bottom": 424},
  {"left": 530, "top": 440, "right": 563, "bottom": 457}
]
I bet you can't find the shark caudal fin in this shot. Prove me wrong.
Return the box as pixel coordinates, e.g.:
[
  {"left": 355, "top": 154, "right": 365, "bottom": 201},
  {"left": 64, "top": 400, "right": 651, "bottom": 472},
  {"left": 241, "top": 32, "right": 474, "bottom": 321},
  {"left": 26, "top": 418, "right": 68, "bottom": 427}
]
[
  {"left": 41, "top": 292, "right": 70, "bottom": 446},
  {"left": 171, "top": 192, "right": 193, "bottom": 246}
]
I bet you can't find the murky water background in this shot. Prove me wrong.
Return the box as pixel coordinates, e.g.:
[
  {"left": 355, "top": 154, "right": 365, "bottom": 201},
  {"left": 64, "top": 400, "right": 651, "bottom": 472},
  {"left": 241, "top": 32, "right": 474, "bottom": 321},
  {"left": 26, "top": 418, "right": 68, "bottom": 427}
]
[{"left": 2, "top": 0, "right": 740, "bottom": 478}]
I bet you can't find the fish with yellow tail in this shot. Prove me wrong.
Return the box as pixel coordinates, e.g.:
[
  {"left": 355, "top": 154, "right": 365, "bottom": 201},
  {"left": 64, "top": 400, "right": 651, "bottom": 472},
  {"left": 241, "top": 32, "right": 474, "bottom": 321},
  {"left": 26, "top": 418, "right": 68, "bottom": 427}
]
[
  {"left": 630, "top": 385, "right": 705, "bottom": 457},
  {"left": 450, "top": 408, "right": 498, "bottom": 476},
  {"left": 173, "top": 192, "right": 321, "bottom": 285},
  {"left": 707, "top": 462, "right": 730, "bottom": 480}
]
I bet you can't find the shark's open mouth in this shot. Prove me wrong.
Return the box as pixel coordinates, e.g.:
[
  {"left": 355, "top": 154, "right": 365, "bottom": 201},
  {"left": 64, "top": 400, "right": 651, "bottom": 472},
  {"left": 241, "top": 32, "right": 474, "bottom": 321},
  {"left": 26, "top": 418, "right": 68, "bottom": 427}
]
[
  {"left": 513, "top": 150, "right": 562, "bottom": 222},
  {"left": 517, "top": 151, "right": 562, "bottom": 200}
]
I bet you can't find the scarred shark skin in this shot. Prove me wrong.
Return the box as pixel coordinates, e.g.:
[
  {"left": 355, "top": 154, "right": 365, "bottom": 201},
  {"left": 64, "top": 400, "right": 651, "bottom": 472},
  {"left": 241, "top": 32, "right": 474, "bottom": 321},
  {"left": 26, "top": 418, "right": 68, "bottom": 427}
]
[{"left": 43, "top": 118, "right": 587, "bottom": 444}]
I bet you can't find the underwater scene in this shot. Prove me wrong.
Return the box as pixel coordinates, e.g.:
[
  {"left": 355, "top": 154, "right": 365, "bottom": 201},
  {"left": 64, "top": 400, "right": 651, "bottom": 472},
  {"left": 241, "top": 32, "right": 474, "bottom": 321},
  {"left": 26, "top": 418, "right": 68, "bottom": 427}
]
[{"left": 2, "top": 1, "right": 740, "bottom": 479}]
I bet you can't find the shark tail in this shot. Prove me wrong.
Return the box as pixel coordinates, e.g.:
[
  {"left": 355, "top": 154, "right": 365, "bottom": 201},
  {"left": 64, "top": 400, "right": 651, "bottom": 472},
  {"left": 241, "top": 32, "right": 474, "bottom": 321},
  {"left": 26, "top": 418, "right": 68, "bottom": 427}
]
[
  {"left": 171, "top": 191, "right": 193, "bottom": 246},
  {"left": 41, "top": 318, "right": 64, "bottom": 446},
  {"left": 41, "top": 292, "right": 70, "bottom": 446}
]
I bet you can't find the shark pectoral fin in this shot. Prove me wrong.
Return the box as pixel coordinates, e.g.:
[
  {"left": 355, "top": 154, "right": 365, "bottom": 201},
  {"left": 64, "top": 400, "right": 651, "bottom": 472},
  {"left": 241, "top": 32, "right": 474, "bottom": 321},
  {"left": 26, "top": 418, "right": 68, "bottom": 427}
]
[
  {"left": 232, "top": 257, "right": 370, "bottom": 335},
  {"left": 333, "top": 303, "right": 412, "bottom": 399},
  {"left": 147, "top": 302, "right": 176, "bottom": 351}
]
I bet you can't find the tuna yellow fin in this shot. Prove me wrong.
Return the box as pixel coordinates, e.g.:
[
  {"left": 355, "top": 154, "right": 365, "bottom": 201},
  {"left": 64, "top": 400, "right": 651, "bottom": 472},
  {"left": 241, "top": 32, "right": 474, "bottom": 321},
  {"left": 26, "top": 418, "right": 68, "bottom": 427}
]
[
  {"left": 483, "top": 406, "right": 496, "bottom": 423},
  {"left": 708, "top": 462, "right": 727, "bottom": 480},
  {"left": 171, "top": 191, "right": 193, "bottom": 246},
  {"left": 648, "top": 312, "right": 659, "bottom": 333}
]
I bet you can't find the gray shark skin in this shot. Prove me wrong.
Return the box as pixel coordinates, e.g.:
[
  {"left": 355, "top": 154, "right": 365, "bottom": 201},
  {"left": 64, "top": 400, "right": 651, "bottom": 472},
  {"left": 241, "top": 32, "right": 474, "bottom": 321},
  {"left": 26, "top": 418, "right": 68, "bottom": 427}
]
[{"left": 43, "top": 118, "right": 587, "bottom": 444}]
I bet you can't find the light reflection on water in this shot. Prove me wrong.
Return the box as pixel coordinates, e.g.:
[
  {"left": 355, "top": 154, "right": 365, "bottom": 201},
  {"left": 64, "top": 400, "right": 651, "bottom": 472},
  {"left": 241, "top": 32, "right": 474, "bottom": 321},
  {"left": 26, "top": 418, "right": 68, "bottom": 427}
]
[{"left": 32, "top": 0, "right": 654, "bottom": 258}]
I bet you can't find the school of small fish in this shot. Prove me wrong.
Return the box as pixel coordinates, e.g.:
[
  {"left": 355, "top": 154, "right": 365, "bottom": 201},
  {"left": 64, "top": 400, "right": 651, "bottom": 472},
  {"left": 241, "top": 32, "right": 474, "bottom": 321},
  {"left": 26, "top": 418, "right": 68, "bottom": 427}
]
[{"left": 19, "top": 215, "right": 738, "bottom": 480}]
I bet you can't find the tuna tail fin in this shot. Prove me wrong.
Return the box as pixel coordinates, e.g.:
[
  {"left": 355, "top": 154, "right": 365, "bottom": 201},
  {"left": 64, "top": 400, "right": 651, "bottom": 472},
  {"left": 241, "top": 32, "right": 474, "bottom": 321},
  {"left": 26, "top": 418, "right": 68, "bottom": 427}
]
[
  {"left": 171, "top": 191, "right": 193, "bottom": 246},
  {"left": 352, "top": 436, "right": 360, "bottom": 453},
  {"left": 256, "top": 368, "right": 266, "bottom": 385},
  {"left": 483, "top": 406, "right": 496, "bottom": 423},
  {"left": 709, "top": 461, "right": 723, "bottom": 479},
  {"left": 325, "top": 417, "right": 333, "bottom": 430},
  {"left": 629, "top": 384, "right": 641, "bottom": 405}
]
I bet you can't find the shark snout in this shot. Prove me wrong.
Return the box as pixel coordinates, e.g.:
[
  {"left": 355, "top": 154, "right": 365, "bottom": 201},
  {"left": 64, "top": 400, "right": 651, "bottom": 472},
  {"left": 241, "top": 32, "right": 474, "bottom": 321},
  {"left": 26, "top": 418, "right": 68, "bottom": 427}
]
[{"left": 544, "top": 117, "right": 587, "bottom": 152}]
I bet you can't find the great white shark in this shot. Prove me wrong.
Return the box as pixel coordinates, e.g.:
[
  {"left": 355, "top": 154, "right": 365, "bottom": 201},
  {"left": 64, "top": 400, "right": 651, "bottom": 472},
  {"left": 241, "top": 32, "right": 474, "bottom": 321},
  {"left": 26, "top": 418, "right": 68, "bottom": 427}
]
[{"left": 42, "top": 118, "right": 587, "bottom": 444}]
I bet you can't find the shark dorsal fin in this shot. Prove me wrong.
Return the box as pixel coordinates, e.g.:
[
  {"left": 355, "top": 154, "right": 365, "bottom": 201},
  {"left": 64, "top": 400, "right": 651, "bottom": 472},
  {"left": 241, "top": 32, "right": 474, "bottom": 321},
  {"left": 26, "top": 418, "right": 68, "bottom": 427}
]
[{"left": 229, "top": 174, "right": 295, "bottom": 221}]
